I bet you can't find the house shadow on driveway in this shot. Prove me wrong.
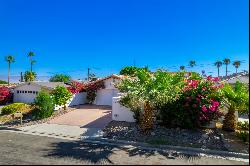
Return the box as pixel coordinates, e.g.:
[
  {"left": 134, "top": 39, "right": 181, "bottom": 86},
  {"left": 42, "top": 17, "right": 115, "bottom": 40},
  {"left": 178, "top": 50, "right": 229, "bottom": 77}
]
[
  {"left": 79, "top": 111, "right": 112, "bottom": 139},
  {"left": 80, "top": 111, "right": 112, "bottom": 129},
  {"left": 45, "top": 140, "right": 201, "bottom": 164},
  {"left": 73, "top": 104, "right": 112, "bottom": 111}
]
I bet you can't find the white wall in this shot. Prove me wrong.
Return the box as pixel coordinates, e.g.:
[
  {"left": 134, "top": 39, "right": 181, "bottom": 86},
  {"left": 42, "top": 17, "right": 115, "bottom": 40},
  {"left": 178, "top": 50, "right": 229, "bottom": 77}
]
[
  {"left": 93, "top": 78, "right": 120, "bottom": 106},
  {"left": 94, "top": 89, "right": 119, "bottom": 106},
  {"left": 55, "top": 92, "right": 87, "bottom": 110},
  {"left": 14, "top": 84, "right": 41, "bottom": 104},
  {"left": 14, "top": 84, "right": 87, "bottom": 109},
  {"left": 112, "top": 96, "right": 135, "bottom": 122},
  {"left": 69, "top": 92, "right": 87, "bottom": 106},
  {"left": 103, "top": 77, "right": 118, "bottom": 89}
]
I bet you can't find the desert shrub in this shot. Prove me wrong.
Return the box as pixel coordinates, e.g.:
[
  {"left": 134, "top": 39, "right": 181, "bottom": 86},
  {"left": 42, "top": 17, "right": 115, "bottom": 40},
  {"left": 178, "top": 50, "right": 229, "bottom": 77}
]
[
  {"left": 236, "top": 121, "right": 249, "bottom": 143},
  {"left": 236, "top": 131, "right": 249, "bottom": 143},
  {"left": 1, "top": 103, "right": 32, "bottom": 115},
  {"left": 52, "top": 86, "right": 72, "bottom": 110},
  {"left": 0, "top": 86, "right": 12, "bottom": 105},
  {"left": 237, "top": 121, "right": 249, "bottom": 131},
  {"left": 32, "top": 90, "right": 55, "bottom": 119}
]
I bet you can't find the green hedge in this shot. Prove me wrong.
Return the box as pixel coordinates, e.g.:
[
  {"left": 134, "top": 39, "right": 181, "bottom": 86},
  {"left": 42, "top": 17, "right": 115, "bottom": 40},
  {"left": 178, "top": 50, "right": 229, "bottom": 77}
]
[
  {"left": 1, "top": 103, "right": 32, "bottom": 115},
  {"left": 32, "top": 90, "right": 55, "bottom": 120}
]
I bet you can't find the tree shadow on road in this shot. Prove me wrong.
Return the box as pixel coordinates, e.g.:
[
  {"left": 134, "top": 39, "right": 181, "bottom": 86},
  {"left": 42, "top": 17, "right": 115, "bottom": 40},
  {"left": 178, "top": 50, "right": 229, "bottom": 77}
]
[
  {"left": 46, "top": 141, "right": 114, "bottom": 164},
  {"left": 45, "top": 140, "right": 201, "bottom": 164}
]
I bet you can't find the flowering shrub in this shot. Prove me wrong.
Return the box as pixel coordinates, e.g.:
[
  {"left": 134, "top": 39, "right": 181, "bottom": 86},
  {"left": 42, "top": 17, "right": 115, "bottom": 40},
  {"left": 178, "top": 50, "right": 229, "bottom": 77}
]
[
  {"left": 156, "top": 74, "right": 224, "bottom": 128},
  {"left": 180, "top": 75, "right": 224, "bottom": 127},
  {"left": 118, "top": 69, "right": 225, "bottom": 129},
  {"left": 67, "top": 81, "right": 86, "bottom": 94},
  {"left": 0, "top": 86, "right": 12, "bottom": 105},
  {"left": 52, "top": 86, "right": 72, "bottom": 110},
  {"left": 86, "top": 81, "right": 105, "bottom": 104}
]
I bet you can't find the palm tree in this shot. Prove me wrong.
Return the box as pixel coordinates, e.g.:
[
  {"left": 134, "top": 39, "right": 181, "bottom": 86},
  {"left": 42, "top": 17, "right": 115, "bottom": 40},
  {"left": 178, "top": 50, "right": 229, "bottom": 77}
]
[
  {"left": 189, "top": 60, "right": 196, "bottom": 68},
  {"left": 5, "top": 55, "right": 15, "bottom": 85},
  {"left": 233, "top": 61, "right": 241, "bottom": 74},
  {"left": 214, "top": 61, "right": 222, "bottom": 77},
  {"left": 223, "top": 58, "right": 230, "bottom": 78},
  {"left": 28, "top": 51, "right": 35, "bottom": 72},
  {"left": 180, "top": 66, "right": 185, "bottom": 71},
  {"left": 30, "top": 60, "right": 36, "bottom": 72}
]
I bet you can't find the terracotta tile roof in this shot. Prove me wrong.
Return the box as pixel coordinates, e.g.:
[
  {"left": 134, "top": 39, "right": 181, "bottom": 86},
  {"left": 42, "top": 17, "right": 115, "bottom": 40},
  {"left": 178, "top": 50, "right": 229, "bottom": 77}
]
[{"left": 86, "top": 74, "right": 126, "bottom": 85}]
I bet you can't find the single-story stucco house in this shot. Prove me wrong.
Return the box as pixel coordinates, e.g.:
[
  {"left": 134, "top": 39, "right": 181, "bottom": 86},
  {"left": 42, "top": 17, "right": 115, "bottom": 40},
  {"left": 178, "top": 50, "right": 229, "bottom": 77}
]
[
  {"left": 221, "top": 72, "right": 249, "bottom": 87},
  {"left": 13, "top": 82, "right": 67, "bottom": 104},
  {"left": 13, "top": 74, "right": 125, "bottom": 106}
]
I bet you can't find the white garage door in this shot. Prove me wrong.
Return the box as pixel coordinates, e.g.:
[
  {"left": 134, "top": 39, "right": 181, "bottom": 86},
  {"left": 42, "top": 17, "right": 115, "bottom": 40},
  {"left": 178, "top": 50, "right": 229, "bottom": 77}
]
[
  {"left": 14, "top": 93, "right": 37, "bottom": 104},
  {"left": 95, "top": 89, "right": 119, "bottom": 106}
]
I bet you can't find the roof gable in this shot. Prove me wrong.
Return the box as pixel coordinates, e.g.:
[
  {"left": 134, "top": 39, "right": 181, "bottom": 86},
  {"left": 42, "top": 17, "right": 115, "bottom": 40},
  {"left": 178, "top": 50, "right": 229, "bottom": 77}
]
[{"left": 86, "top": 74, "right": 125, "bottom": 85}]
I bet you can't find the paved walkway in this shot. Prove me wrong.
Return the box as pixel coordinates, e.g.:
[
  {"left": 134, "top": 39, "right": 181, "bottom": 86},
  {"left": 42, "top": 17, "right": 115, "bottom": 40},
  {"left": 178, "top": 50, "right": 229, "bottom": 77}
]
[{"left": 18, "top": 105, "right": 112, "bottom": 140}]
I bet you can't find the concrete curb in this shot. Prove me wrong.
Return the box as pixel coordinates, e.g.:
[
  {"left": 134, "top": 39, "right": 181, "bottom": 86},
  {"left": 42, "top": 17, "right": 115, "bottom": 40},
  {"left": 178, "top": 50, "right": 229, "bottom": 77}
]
[
  {"left": 0, "top": 129, "right": 80, "bottom": 141},
  {"left": 81, "top": 137, "right": 249, "bottom": 160}
]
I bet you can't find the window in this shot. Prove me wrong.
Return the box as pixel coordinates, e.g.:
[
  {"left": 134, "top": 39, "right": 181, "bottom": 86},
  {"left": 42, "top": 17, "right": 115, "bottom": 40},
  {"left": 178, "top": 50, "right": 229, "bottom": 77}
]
[
  {"left": 36, "top": 91, "right": 38, "bottom": 94},
  {"left": 22, "top": 91, "right": 24, "bottom": 93},
  {"left": 33, "top": 91, "right": 36, "bottom": 94},
  {"left": 28, "top": 91, "right": 32, "bottom": 93},
  {"left": 25, "top": 91, "right": 27, "bottom": 93}
]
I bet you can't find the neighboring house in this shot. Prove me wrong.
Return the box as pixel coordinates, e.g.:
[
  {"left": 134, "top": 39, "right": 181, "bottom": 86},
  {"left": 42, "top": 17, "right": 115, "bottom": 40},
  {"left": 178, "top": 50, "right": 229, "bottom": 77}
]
[
  {"left": 221, "top": 72, "right": 249, "bottom": 86},
  {"left": 13, "top": 82, "right": 66, "bottom": 104},
  {"left": 89, "top": 74, "right": 125, "bottom": 106}
]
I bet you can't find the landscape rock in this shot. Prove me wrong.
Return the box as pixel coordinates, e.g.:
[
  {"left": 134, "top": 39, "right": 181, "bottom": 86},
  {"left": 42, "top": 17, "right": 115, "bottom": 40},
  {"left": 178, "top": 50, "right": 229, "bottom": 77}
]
[{"left": 103, "top": 121, "right": 228, "bottom": 151}]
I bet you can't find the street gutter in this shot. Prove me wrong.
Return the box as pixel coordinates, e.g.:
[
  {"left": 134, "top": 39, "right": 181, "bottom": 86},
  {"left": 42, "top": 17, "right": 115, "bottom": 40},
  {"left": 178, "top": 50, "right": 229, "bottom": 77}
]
[{"left": 81, "top": 137, "right": 249, "bottom": 162}]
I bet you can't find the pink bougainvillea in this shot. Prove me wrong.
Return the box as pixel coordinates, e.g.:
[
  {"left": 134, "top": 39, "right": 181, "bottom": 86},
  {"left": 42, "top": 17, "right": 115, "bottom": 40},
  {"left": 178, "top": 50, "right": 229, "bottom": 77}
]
[
  {"left": 67, "top": 81, "right": 86, "bottom": 94},
  {"left": 181, "top": 74, "right": 224, "bottom": 126},
  {"left": 0, "top": 86, "right": 12, "bottom": 104}
]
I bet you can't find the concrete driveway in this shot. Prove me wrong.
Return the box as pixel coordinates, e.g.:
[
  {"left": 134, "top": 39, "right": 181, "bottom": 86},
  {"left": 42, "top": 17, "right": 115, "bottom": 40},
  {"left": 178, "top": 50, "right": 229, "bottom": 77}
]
[
  {"left": 18, "top": 105, "right": 112, "bottom": 140},
  {"left": 48, "top": 105, "right": 112, "bottom": 128}
]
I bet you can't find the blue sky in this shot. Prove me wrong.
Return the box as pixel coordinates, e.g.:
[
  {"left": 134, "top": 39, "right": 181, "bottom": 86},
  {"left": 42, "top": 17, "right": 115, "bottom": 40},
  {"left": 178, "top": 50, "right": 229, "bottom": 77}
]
[{"left": 0, "top": 0, "right": 249, "bottom": 81}]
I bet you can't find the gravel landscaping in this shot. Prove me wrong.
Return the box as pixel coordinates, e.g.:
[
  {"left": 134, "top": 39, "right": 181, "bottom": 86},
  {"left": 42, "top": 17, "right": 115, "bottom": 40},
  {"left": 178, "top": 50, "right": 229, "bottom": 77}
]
[
  {"left": 0, "top": 107, "right": 76, "bottom": 128},
  {"left": 103, "top": 121, "right": 249, "bottom": 153}
]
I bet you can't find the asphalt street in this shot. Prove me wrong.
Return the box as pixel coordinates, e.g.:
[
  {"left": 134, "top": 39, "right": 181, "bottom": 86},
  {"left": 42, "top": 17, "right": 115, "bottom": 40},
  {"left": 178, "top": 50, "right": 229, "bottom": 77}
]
[{"left": 0, "top": 131, "right": 248, "bottom": 165}]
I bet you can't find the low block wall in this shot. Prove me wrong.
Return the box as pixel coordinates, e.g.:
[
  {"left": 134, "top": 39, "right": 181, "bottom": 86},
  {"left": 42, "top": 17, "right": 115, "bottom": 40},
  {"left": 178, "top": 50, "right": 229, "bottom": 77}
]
[
  {"left": 55, "top": 92, "right": 87, "bottom": 110},
  {"left": 69, "top": 92, "right": 87, "bottom": 106},
  {"left": 112, "top": 96, "right": 135, "bottom": 122}
]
